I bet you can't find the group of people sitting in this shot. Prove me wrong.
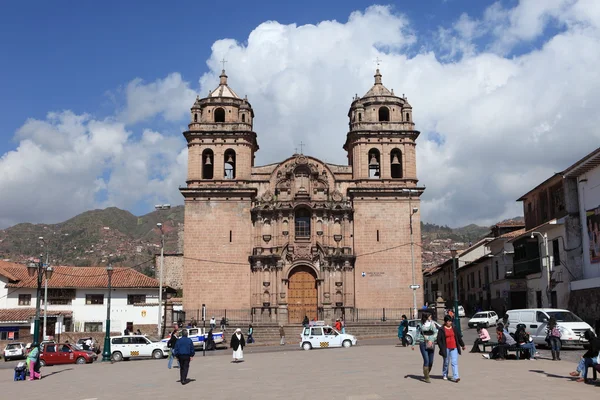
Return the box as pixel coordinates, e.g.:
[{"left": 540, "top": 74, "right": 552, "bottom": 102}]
[{"left": 470, "top": 317, "right": 539, "bottom": 361}]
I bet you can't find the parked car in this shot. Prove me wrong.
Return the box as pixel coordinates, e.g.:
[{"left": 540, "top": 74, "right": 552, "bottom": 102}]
[
  {"left": 406, "top": 319, "right": 442, "bottom": 345},
  {"left": 110, "top": 335, "right": 169, "bottom": 361},
  {"left": 76, "top": 337, "right": 100, "bottom": 353},
  {"left": 39, "top": 343, "right": 97, "bottom": 366},
  {"left": 160, "top": 327, "right": 224, "bottom": 349},
  {"left": 3, "top": 342, "right": 26, "bottom": 361},
  {"left": 468, "top": 311, "right": 499, "bottom": 328},
  {"left": 299, "top": 325, "right": 357, "bottom": 350},
  {"left": 506, "top": 308, "right": 594, "bottom": 346}
]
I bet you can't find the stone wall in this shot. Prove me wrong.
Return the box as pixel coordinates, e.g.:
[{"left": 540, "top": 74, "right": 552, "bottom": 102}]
[
  {"left": 154, "top": 253, "right": 184, "bottom": 291},
  {"left": 568, "top": 287, "right": 600, "bottom": 330}
]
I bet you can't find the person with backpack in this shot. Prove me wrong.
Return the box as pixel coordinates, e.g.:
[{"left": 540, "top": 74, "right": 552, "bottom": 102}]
[
  {"left": 411, "top": 312, "right": 438, "bottom": 383},
  {"left": 167, "top": 329, "right": 180, "bottom": 369},
  {"left": 547, "top": 317, "right": 562, "bottom": 360}
]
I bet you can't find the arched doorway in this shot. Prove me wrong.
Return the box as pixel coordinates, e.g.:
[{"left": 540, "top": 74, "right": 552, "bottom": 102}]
[{"left": 288, "top": 266, "right": 317, "bottom": 323}]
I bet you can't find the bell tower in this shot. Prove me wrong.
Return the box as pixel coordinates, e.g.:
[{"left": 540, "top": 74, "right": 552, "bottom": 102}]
[
  {"left": 181, "top": 70, "right": 258, "bottom": 313},
  {"left": 344, "top": 69, "right": 424, "bottom": 314},
  {"left": 185, "top": 69, "right": 258, "bottom": 184},
  {"left": 344, "top": 69, "right": 417, "bottom": 182}
]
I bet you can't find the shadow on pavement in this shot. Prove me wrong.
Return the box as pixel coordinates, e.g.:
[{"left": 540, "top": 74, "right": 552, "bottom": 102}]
[
  {"left": 43, "top": 368, "right": 73, "bottom": 379},
  {"left": 404, "top": 374, "right": 426, "bottom": 382},
  {"left": 529, "top": 369, "right": 574, "bottom": 381}
]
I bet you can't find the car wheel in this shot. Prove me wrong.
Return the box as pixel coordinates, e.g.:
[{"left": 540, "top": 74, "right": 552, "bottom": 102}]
[
  {"left": 152, "top": 350, "right": 163, "bottom": 359},
  {"left": 4, "top": 357, "right": 8, "bottom": 362},
  {"left": 112, "top": 351, "right": 123, "bottom": 362},
  {"left": 39, "top": 359, "right": 46, "bottom": 367},
  {"left": 76, "top": 357, "right": 86, "bottom": 364},
  {"left": 342, "top": 340, "right": 352, "bottom": 348},
  {"left": 406, "top": 335, "right": 413, "bottom": 345},
  {"left": 485, "top": 322, "right": 489, "bottom": 328},
  {"left": 302, "top": 342, "right": 312, "bottom": 351}
]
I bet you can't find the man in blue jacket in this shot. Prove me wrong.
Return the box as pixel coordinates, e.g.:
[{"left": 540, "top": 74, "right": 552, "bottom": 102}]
[{"left": 173, "top": 329, "right": 195, "bottom": 385}]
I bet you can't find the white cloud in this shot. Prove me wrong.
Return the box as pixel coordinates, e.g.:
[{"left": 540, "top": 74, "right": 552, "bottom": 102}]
[{"left": 2, "top": 2, "right": 600, "bottom": 228}]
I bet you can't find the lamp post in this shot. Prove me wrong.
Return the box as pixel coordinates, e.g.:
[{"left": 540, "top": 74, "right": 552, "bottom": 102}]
[
  {"left": 155, "top": 203, "right": 170, "bottom": 338},
  {"left": 27, "top": 253, "right": 53, "bottom": 346},
  {"left": 450, "top": 247, "right": 461, "bottom": 332},
  {"left": 403, "top": 189, "right": 419, "bottom": 319},
  {"left": 102, "top": 264, "right": 114, "bottom": 362},
  {"left": 531, "top": 231, "right": 551, "bottom": 305}
]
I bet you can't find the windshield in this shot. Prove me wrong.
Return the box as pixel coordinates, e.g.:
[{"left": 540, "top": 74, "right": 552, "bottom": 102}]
[
  {"left": 547, "top": 311, "right": 583, "bottom": 323},
  {"left": 6, "top": 344, "right": 21, "bottom": 350},
  {"left": 473, "top": 313, "right": 487, "bottom": 318}
]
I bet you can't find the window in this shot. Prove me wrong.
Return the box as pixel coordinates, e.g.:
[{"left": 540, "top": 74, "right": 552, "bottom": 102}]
[
  {"left": 214, "top": 107, "right": 225, "bottom": 122},
  {"left": 536, "top": 311, "right": 547, "bottom": 323},
  {"left": 112, "top": 337, "right": 124, "bottom": 345},
  {"left": 60, "top": 344, "right": 71, "bottom": 353},
  {"left": 202, "top": 149, "right": 214, "bottom": 179},
  {"left": 390, "top": 149, "right": 402, "bottom": 178},
  {"left": 358, "top": 113, "right": 362, "bottom": 122},
  {"left": 495, "top": 261, "right": 499, "bottom": 280},
  {"left": 377, "top": 230, "right": 380, "bottom": 242},
  {"left": 18, "top": 294, "right": 31, "bottom": 306},
  {"left": 45, "top": 289, "right": 75, "bottom": 305},
  {"left": 0, "top": 331, "right": 19, "bottom": 340},
  {"left": 310, "top": 327, "right": 323, "bottom": 336},
  {"left": 550, "top": 291, "right": 557, "bottom": 308},
  {"left": 133, "top": 336, "right": 149, "bottom": 344},
  {"left": 294, "top": 208, "right": 311, "bottom": 238},
  {"left": 552, "top": 239, "right": 561, "bottom": 267},
  {"left": 405, "top": 112, "right": 410, "bottom": 121},
  {"left": 84, "top": 322, "right": 103, "bottom": 332},
  {"left": 368, "top": 149, "right": 380, "bottom": 179},
  {"left": 478, "top": 271, "right": 482, "bottom": 288},
  {"left": 536, "top": 291, "right": 543, "bottom": 308},
  {"left": 194, "top": 113, "right": 197, "bottom": 122},
  {"left": 127, "top": 294, "right": 146, "bottom": 305},
  {"left": 241, "top": 114, "right": 246, "bottom": 122},
  {"left": 85, "top": 294, "right": 104, "bottom": 305},
  {"left": 45, "top": 344, "right": 56, "bottom": 353},
  {"left": 230, "top": 230, "right": 232, "bottom": 242},
  {"left": 378, "top": 106, "right": 390, "bottom": 121},
  {"left": 224, "top": 149, "right": 236, "bottom": 179}
]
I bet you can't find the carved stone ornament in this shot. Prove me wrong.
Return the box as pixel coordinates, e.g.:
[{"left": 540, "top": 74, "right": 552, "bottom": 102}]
[
  {"left": 331, "top": 190, "right": 343, "bottom": 202},
  {"left": 293, "top": 244, "right": 312, "bottom": 261},
  {"left": 261, "top": 190, "right": 273, "bottom": 202},
  {"left": 296, "top": 155, "right": 308, "bottom": 165}
]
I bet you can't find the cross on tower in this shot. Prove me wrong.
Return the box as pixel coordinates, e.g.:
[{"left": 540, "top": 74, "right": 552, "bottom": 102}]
[
  {"left": 299, "top": 141, "right": 305, "bottom": 154},
  {"left": 375, "top": 57, "right": 382, "bottom": 67},
  {"left": 220, "top": 58, "right": 227, "bottom": 70}
]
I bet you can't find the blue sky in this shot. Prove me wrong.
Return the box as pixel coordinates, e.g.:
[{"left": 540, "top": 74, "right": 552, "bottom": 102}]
[{"left": 1, "top": 0, "right": 599, "bottom": 228}]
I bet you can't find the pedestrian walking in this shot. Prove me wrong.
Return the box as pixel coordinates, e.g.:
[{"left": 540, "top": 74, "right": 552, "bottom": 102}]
[
  {"left": 279, "top": 325, "right": 285, "bottom": 345},
  {"left": 26, "top": 344, "right": 42, "bottom": 381},
  {"left": 210, "top": 316, "right": 216, "bottom": 330},
  {"left": 247, "top": 324, "right": 254, "bottom": 344},
  {"left": 167, "top": 329, "right": 180, "bottom": 369},
  {"left": 398, "top": 315, "right": 409, "bottom": 347},
  {"left": 547, "top": 317, "right": 562, "bottom": 360},
  {"left": 231, "top": 328, "right": 245, "bottom": 362},
  {"left": 412, "top": 312, "right": 438, "bottom": 383},
  {"left": 437, "top": 315, "right": 465, "bottom": 382},
  {"left": 173, "top": 329, "right": 195, "bottom": 385}
]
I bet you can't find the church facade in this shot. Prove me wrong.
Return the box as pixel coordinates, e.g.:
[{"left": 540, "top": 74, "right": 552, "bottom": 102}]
[{"left": 181, "top": 69, "right": 424, "bottom": 323}]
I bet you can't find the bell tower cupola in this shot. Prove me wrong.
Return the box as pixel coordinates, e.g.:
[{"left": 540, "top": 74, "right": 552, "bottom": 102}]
[
  {"left": 344, "top": 69, "right": 419, "bottom": 183},
  {"left": 183, "top": 70, "right": 258, "bottom": 184}
]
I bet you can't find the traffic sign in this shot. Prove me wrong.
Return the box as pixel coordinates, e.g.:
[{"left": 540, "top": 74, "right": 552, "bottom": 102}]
[{"left": 409, "top": 284, "right": 420, "bottom": 289}]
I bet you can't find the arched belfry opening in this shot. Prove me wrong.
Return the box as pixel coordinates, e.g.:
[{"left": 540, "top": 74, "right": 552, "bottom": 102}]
[
  {"left": 368, "top": 149, "right": 381, "bottom": 179},
  {"left": 390, "top": 148, "right": 403, "bottom": 179},
  {"left": 241, "top": 113, "right": 246, "bottom": 122},
  {"left": 294, "top": 208, "right": 311, "bottom": 238},
  {"left": 224, "top": 149, "right": 236, "bottom": 179},
  {"left": 202, "top": 149, "right": 214, "bottom": 179},
  {"left": 378, "top": 106, "right": 390, "bottom": 122},
  {"left": 214, "top": 107, "right": 225, "bottom": 123}
]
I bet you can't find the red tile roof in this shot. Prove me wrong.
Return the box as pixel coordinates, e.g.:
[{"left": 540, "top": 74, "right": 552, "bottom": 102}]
[
  {"left": 500, "top": 228, "right": 526, "bottom": 239},
  {"left": 0, "top": 308, "right": 72, "bottom": 323},
  {"left": 0, "top": 261, "right": 161, "bottom": 289}
]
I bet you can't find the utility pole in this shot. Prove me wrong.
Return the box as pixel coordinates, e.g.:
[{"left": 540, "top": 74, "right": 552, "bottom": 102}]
[{"left": 155, "top": 204, "right": 171, "bottom": 337}]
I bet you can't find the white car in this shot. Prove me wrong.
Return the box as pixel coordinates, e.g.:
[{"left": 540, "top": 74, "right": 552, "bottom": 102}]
[
  {"left": 300, "top": 325, "right": 357, "bottom": 350},
  {"left": 3, "top": 342, "right": 26, "bottom": 361},
  {"left": 468, "top": 311, "right": 499, "bottom": 328},
  {"left": 406, "top": 320, "right": 442, "bottom": 345},
  {"left": 458, "top": 306, "right": 466, "bottom": 318},
  {"left": 110, "top": 335, "right": 169, "bottom": 362}
]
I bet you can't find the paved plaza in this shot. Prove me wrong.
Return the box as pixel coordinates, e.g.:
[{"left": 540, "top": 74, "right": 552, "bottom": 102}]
[{"left": 2, "top": 340, "right": 598, "bottom": 400}]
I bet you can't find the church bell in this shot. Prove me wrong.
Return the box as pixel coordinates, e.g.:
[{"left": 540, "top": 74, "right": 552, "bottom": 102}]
[
  {"left": 391, "top": 154, "right": 400, "bottom": 165},
  {"left": 226, "top": 154, "right": 235, "bottom": 164},
  {"left": 204, "top": 156, "right": 212, "bottom": 165},
  {"left": 369, "top": 155, "right": 379, "bottom": 166}
]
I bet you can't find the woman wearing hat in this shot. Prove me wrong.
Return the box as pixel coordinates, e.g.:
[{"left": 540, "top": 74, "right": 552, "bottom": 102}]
[{"left": 230, "top": 328, "right": 245, "bottom": 362}]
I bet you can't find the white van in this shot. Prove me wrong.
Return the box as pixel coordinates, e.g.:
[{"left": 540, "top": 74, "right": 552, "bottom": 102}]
[
  {"left": 110, "top": 335, "right": 169, "bottom": 362},
  {"left": 505, "top": 308, "right": 594, "bottom": 346}
]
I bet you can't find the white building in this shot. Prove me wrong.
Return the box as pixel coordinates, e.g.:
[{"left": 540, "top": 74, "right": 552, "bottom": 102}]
[
  {"left": 0, "top": 261, "right": 169, "bottom": 342},
  {"left": 564, "top": 147, "right": 600, "bottom": 325}
]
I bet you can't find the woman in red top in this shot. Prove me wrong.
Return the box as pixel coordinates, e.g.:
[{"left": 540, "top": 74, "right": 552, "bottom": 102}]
[{"left": 437, "top": 315, "right": 465, "bottom": 382}]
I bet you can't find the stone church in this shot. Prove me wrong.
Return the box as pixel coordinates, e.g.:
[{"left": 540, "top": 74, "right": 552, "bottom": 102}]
[{"left": 181, "top": 68, "right": 424, "bottom": 323}]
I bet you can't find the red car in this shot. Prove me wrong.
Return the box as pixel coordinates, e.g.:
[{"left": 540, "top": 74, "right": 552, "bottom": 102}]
[{"left": 39, "top": 343, "right": 97, "bottom": 366}]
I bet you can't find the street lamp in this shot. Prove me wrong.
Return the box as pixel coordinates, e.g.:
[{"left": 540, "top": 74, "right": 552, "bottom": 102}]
[
  {"left": 450, "top": 247, "right": 461, "bottom": 332},
  {"left": 531, "top": 231, "right": 551, "bottom": 305},
  {"left": 102, "top": 264, "right": 114, "bottom": 362},
  {"left": 155, "top": 203, "right": 171, "bottom": 337},
  {"left": 403, "top": 189, "right": 419, "bottom": 319},
  {"left": 27, "top": 255, "right": 53, "bottom": 346}
]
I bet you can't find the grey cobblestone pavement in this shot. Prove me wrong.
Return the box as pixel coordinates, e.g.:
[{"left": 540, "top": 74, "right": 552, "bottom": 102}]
[{"left": 1, "top": 339, "right": 598, "bottom": 400}]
